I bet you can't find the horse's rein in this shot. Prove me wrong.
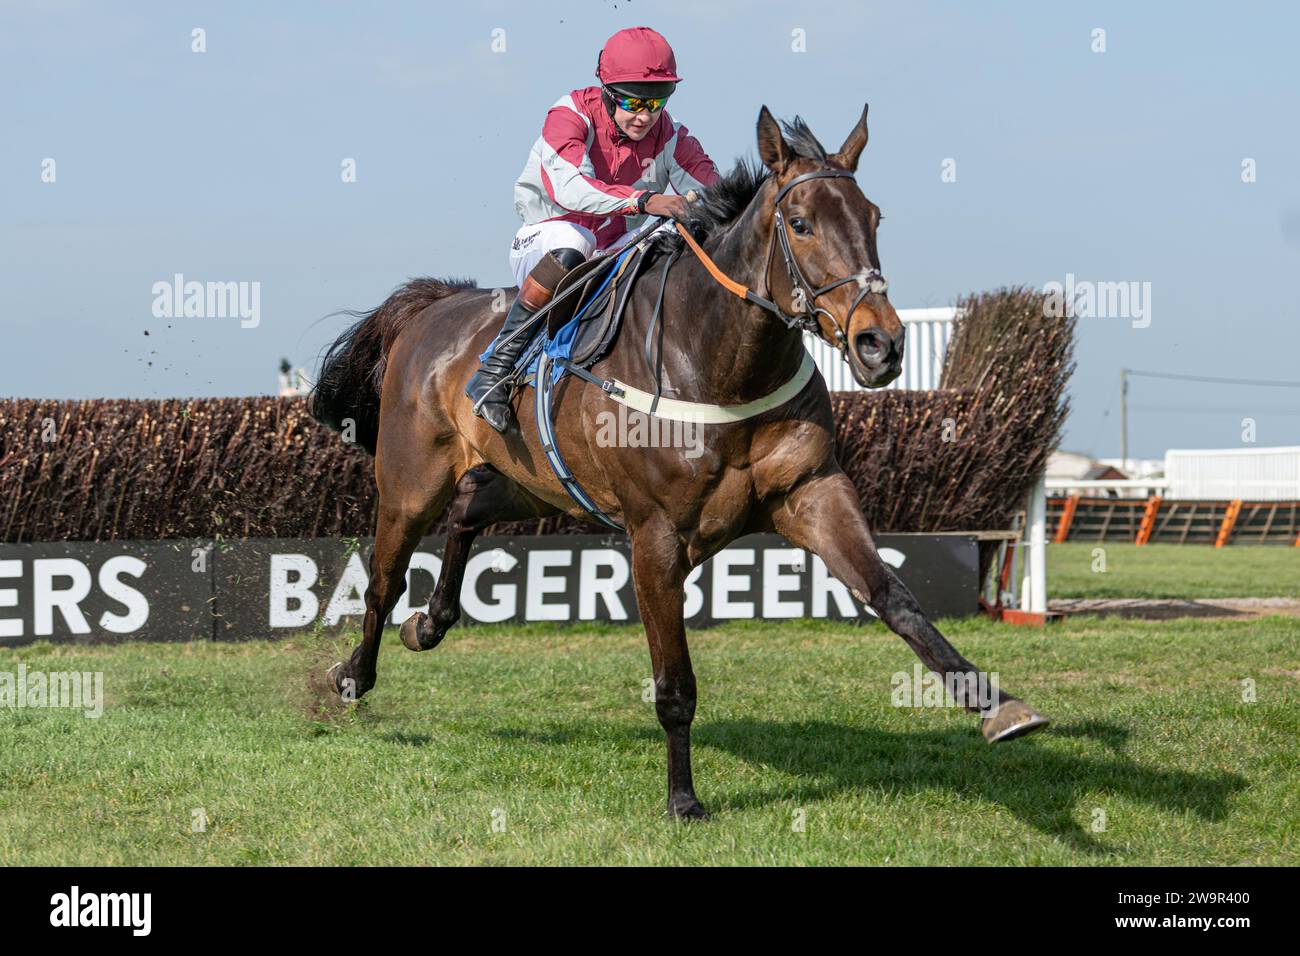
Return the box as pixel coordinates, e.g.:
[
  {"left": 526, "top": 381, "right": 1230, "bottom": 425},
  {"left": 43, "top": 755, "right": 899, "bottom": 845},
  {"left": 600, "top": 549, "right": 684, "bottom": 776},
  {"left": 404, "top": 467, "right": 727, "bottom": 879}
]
[{"left": 674, "top": 168, "right": 888, "bottom": 350}]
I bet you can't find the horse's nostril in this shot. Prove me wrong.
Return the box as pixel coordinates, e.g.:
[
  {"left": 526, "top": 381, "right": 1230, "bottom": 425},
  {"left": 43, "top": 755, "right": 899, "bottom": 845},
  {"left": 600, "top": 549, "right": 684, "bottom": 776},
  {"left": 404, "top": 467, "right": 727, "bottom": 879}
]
[{"left": 855, "top": 330, "right": 888, "bottom": 364}]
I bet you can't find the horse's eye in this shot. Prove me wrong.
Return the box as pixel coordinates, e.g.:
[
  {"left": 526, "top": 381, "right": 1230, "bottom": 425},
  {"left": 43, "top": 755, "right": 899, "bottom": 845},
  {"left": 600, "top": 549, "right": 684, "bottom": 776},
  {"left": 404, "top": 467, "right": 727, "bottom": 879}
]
[{"left": 790, "top": 217, "right": 812, "bottom": 236}]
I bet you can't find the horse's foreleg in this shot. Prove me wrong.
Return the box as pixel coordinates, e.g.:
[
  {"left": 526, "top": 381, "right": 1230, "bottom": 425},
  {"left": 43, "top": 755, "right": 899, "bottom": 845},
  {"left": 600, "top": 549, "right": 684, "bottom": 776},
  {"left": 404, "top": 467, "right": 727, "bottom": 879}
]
[
  {"left": 770, "top": 471, "right": 1049, "bottom": 742},
  {"left": 401, "top": 465, "right": 555, "bottom": 652},
  {"left": 630, "top": 519, "right": 707, "bottom": 819}
]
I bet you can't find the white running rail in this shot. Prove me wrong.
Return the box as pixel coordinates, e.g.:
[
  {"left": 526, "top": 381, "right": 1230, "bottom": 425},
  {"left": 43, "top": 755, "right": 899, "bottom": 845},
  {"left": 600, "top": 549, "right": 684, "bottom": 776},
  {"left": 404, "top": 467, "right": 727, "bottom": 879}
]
[
  {"left": 803, "top": 306, "right": 959, "bottom": 392},
  {"left": 1164, "top": 446, "right": 1300, "bottom": 501}
]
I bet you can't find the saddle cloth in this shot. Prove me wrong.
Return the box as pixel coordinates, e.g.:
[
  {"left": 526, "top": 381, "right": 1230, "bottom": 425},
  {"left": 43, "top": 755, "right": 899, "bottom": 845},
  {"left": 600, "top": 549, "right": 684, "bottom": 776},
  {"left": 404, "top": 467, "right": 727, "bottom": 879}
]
[{"left": 513, "top": 240, "right": 650, "bottom": 385}]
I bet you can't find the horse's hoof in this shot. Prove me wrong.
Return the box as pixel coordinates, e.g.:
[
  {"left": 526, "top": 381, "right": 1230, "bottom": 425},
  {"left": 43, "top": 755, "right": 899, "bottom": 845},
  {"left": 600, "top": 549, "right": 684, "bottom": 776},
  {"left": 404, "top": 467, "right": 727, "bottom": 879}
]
[
  {"left": 326, "top": 661, "right": 346, "bottom": 695},
  {"left": 668, "top": 797, "right": 710, "bottom": 821},
  {"left": 982, "top": 699, "right": 1051, "bottom": 743},
  {"left": 400, "top": 613, "right": 428, "bottom": 652},
  {"left": 327, "top": 661, "right": 369, "bottom": 700}
]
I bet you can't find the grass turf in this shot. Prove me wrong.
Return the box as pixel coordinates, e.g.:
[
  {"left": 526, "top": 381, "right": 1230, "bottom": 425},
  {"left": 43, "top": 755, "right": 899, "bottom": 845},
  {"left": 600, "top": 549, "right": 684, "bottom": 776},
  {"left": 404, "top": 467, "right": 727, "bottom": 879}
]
[
  {"left": 1048, "top": 542, "right": 1300, "bottom": 599},
  {"left": 1, "top": 614, "right": 1296, "bottom": 865}
]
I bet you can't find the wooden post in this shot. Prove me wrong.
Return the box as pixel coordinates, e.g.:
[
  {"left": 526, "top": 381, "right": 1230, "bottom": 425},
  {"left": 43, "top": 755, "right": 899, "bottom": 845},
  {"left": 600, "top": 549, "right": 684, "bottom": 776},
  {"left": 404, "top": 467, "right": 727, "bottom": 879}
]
[
  {"left": 1020, "top": 478, "right": 1047, "bottom": 613},
  {"left": 1215, "top": 499, "right": 1242, "bottom": 548},
  {"left": 1136, "top": 495, "right": 1162, "bottom": 545},
  {"left": 1054, "top": 493, "right": 1080, "bottom": 543}
]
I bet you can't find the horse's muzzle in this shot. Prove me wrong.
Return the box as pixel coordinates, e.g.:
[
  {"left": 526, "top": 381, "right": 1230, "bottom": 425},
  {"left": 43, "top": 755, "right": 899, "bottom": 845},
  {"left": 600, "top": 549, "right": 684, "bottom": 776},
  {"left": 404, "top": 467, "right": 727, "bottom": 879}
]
[{"left": 852, "top": 326, "right": 905, "bottom": 387}]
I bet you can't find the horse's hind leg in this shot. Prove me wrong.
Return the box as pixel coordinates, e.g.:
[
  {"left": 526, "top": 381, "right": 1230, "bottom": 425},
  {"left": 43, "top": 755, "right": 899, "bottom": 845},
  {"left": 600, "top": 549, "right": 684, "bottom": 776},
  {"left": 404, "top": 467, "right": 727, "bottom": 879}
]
[
  {"left": 770, "top": 471, "right": 1049, "bottom": 742},
  {"left": 400, "top": 465, "right": 555, "bottom": 652},
  {"left": 330, "top": 447, "right": 458, "bottom": 700}
]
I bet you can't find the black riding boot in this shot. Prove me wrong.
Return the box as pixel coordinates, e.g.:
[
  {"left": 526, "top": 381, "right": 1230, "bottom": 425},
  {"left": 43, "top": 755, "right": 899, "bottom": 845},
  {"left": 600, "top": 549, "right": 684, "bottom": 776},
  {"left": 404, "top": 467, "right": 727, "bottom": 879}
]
[
  {"left": 466, "top": 246, "right": 586, "bottom": 433},
  {"left": 465, "top": 295, "right": 540, "bottom": 432}
]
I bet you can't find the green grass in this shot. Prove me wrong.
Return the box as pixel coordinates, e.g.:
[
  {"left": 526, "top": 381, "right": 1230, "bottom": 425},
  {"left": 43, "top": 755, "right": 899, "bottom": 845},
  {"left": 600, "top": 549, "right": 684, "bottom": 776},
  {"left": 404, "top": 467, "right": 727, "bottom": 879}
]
[
  {"left": 1, "top": 615, "right": 1296, "bottom": 866},
  {"left": 1049, "top": 542, "right": 1300, "bottom": 599}
]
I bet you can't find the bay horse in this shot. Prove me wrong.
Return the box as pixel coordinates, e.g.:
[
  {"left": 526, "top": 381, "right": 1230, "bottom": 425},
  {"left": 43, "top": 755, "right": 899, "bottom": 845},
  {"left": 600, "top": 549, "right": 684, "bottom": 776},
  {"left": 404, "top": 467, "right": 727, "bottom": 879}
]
[{"left": 310, "top": 105, "right": 1049, "bottom": 819}]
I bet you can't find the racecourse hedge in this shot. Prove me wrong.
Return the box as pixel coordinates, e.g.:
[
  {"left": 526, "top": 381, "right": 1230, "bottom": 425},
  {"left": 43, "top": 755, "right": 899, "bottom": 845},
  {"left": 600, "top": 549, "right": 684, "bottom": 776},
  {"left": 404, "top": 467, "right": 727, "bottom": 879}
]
[{"left": 0, "top": 288, "right": 1073, "bottom": 560}]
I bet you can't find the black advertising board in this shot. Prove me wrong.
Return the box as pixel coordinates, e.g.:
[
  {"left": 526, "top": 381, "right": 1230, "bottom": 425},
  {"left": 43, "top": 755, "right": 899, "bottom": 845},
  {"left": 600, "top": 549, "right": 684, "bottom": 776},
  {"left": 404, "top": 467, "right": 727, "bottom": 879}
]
[
  {"left": 0, "top": 534, "right": 979, "bottom": 645},
  {"left": 0, "top": 540, "right": 212, "bottom": 645}
]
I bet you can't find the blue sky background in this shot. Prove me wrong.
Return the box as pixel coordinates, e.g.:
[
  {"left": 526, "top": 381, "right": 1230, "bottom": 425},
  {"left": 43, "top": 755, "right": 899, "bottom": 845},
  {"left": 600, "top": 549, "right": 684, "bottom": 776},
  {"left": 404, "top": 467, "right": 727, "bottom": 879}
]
[{"left": 3, "top": 0, "right": 1298, "bottom": 458}]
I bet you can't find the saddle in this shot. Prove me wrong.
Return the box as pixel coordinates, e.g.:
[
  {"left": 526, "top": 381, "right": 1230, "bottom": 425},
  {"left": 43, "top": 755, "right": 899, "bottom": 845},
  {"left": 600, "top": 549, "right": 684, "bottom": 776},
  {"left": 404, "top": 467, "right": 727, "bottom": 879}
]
[
  {"left": 526, "top": 215, "right": 818, "bottom": 532},
  {"left": 541, "top": 239, "right": 652, "bottom": 368}
]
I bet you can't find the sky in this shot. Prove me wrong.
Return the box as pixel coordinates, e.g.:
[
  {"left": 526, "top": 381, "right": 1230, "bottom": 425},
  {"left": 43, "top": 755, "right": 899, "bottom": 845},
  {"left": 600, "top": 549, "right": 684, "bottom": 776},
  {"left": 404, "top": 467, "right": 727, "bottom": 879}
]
[{"left": 3, "top": 0, "right": 1298, "bottom": 459}]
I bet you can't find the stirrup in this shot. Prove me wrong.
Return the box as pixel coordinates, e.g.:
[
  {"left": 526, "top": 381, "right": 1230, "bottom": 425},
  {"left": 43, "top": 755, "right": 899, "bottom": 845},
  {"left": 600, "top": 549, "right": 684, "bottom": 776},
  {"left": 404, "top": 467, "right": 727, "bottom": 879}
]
[
  {"left": 468, "top": 373, "right": 513, "bottom": 415},
  {"left": 474, "top": 391, "right": 515, "bottom": 433}
]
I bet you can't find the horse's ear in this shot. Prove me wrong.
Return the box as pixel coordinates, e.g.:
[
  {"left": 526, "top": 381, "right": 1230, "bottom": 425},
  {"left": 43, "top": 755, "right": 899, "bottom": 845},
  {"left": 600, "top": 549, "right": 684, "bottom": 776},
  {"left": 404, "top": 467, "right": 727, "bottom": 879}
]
[
  {"left": 756, "top": 105, "right": 790, "bottom": 174},
  {"left": 831, "top": 103, "right": 869, "bottom": 171}
]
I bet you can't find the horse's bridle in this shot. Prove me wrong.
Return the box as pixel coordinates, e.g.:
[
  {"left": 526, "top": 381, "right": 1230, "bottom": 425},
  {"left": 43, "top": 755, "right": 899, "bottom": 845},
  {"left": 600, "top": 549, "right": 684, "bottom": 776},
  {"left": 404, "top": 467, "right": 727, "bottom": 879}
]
[
  {"left": 759, "top": 168, "right": 889, "bottom": 347},
  {"left": 675, "top": 167, "right": 888, "bottom": 351}
]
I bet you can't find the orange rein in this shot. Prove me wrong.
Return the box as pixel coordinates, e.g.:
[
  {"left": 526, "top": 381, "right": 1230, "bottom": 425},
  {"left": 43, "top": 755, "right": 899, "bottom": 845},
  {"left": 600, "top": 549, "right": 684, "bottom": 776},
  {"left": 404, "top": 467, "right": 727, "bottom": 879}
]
[{"left": 673, "top": 222, "right": 750, "bottom": 301}]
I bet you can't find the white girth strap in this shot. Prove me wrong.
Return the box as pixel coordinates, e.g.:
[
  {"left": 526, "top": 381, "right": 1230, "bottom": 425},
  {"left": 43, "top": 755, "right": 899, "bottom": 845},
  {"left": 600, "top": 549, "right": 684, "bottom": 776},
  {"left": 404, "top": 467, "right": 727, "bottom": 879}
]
[{"left": 608, "top": 350, "right": 816, "bottom": 424}]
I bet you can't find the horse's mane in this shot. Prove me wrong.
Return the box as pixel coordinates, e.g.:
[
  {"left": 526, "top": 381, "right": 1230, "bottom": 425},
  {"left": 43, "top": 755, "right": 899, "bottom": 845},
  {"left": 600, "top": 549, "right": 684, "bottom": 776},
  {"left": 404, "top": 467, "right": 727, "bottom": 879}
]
[{"left": 651, "top": 115, "right": 829, "bottom": 256}]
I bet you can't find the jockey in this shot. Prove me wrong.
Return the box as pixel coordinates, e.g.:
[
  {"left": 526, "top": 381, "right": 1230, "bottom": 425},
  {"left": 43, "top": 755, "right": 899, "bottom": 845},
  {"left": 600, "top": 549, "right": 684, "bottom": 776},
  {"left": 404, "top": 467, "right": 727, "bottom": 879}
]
[{"left": 466, "top": 25, "right": 722, "bottom": 433}]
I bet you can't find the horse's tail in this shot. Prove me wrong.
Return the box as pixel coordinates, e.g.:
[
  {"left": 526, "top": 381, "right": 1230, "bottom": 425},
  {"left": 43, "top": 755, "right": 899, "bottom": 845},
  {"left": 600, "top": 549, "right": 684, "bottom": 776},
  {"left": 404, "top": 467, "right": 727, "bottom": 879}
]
[{"left": 309, "top": 277, "right": 475, "bottom": 455}]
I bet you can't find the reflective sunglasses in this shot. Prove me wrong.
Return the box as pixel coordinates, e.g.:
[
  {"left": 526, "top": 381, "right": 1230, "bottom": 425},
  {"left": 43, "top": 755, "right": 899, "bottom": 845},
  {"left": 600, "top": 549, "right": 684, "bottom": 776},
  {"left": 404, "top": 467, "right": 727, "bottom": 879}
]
[{"left": 606, "top": 88, "right": 669, "bottom": 114}]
